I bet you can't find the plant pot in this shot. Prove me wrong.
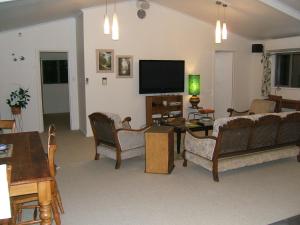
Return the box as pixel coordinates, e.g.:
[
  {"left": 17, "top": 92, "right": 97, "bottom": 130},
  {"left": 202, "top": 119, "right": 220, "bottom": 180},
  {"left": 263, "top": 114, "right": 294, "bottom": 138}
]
[{"left": 11, "top": 106, "right": 21, "bottom": 115}]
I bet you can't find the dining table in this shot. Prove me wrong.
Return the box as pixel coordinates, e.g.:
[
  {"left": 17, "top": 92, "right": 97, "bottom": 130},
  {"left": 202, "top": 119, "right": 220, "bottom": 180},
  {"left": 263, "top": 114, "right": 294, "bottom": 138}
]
[{"left": 0, "top": 131, "right": 52, "bottom": 225}]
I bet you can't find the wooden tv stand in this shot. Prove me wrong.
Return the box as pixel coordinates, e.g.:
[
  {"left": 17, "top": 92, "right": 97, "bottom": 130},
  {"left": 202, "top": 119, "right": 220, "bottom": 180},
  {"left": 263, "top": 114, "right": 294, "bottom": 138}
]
[{"left": 146, "top": 95, "right": 183, "bottom": 126}]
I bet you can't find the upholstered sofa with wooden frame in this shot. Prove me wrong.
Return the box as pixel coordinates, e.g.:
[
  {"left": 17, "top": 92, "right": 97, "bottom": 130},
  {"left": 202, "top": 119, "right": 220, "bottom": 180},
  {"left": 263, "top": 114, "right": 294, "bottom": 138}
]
[
  {"left": 183, "top": 111, "right": 300, "bottom": 182},
  {"left": 89, "top": 112, "right": 150, "bottom": 169}
]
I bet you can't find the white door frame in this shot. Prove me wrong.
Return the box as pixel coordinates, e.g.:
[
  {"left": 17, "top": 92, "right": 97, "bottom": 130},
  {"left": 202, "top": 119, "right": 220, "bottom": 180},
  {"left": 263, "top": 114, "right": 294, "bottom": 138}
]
[
  {"left": 212, "top": 50, "right": 235, "bottom": 117},
  {"left": 35, "top": 50, "right": 78, "bottom": 132}
]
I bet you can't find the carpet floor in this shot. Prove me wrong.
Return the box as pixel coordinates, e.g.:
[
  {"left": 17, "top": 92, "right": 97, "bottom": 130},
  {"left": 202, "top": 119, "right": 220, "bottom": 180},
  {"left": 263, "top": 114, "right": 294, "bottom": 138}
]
[
  {"left": 39, "top": 113, "right": 300, "bottom": 225},
  {"left": 269, "top": 214, "right": 300, "bottom": 225}
]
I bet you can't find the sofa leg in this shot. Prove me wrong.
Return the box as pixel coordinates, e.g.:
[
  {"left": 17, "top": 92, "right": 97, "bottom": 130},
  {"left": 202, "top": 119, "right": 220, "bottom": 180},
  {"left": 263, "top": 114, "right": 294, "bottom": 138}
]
[
  {"left": 213, "top": 171, "right": 219, "bottom": 182},
  {"left": 182, "top": 150, "right": 187, "bottom": 167},
  {"left": 297, "top": 154, "right": 300, "bottom": 162},
  {"left": 95, "top": 153, "right": 99, "bottom": 160},
  {"left": 212, "top": 160, "right": 219, "bottom": 182},
  {"left": 115, "top": 159, "right": 121, "bottom": 169},
  {"left": 183, "top": 159, "right": 187, "bottom": 167}
]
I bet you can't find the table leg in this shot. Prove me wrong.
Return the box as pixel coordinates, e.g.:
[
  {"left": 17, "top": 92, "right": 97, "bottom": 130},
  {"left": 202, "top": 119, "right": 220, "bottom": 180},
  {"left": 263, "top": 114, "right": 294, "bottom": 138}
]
[
  {"left": 176, "top": 130, "right": 181, "bottom": 154},
  {"left": 38, "top": 181, "right": 52, "bottom": 225},
  {"left": 205, "top": 129, "right": 209, "bottom": 136}
]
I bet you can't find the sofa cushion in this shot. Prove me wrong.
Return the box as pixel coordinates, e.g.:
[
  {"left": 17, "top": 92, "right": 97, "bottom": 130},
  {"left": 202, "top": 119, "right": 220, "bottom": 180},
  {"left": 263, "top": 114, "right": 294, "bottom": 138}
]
[
  {"left": 185, "top": 145, "right": 299, "bottom": 172},
  {"left": 249, "top": 99, "right": 276, "bottom": 114},
  {"left": 184, "top": 132, "right": 216, "bottom": 160}
]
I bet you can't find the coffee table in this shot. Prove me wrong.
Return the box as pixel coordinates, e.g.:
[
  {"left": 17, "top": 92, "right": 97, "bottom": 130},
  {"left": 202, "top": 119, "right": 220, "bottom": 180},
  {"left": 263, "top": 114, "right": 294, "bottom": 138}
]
[{"left": 162, "top": 118, "right": 214, "bottom": 154}]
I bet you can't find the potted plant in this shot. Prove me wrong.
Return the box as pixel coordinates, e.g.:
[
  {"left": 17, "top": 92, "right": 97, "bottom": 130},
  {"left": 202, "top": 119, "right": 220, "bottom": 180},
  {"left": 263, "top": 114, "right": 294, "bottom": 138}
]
[{"left": 6, "top": 88, "right": 30, "bottom": 115}]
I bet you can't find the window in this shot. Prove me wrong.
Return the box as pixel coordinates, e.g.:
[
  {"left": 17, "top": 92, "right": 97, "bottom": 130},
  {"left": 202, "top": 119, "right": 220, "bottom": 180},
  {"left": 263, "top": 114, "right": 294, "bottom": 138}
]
[
  {"left": 275, "top": 52, "right": 300, "bottom": 88},
  {"left": 42, "top": 60, "right": 68, "bottom": 84}
]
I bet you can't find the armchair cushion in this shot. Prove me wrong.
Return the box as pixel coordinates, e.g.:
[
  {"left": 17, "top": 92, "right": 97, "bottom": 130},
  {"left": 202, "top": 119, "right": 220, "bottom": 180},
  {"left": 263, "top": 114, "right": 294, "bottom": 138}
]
[
  {"left": 103, "top": 112, "right": 131, "bottom": 129},
  {"left": 184, "top": 132, "right": 216, "bottom": 160},
  {"left": 117, "top": 129, "right": 146, "bottom": 151}
]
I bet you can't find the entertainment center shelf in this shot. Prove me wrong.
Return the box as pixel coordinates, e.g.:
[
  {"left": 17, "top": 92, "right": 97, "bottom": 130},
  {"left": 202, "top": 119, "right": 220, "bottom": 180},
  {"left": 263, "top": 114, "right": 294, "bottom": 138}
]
[{"left": 146, "top": 95, "right": 183, "bottom": 126}]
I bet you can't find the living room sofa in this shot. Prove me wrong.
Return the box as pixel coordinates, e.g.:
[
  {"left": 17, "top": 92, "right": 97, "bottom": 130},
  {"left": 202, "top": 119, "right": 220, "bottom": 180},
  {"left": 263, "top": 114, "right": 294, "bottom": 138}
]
[{"left": 183, "top": 111, "right": 300, "bottom": 181}]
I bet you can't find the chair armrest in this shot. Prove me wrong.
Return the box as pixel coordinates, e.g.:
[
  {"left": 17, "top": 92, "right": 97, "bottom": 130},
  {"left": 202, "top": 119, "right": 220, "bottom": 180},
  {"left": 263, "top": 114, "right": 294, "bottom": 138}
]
[
  {"left": 116, "top": 127, "right": 150, "bottom": 151},
  {"left": 227, "top": 108, "right": 249, "bottom": 117},
  {"left": 121, "top": 116, "right": 132, "bottom": 129},
  {"left": 184, "top": 131, "right": 216, "bottom": 160}
]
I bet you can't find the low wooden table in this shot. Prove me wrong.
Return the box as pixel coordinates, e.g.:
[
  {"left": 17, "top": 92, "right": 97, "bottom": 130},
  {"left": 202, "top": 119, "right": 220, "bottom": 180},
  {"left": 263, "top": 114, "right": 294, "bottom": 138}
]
[
  {"left": 163, "top": 118, "right": 214, "bottom": 154},
  {"left": 0, "top": 132, "right": 52, "bottom": 225},
  {"left": 145, "top": 126, "right": 174, "bottom": 174}
]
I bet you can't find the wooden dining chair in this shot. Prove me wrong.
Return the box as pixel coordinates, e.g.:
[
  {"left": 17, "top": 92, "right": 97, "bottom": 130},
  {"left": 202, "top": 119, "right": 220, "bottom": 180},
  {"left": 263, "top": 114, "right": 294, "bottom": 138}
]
[
  {"left": 11, "top": 125, "right": 64, "bottom": 225},
  {"left": 0, "top": 165, "right": 12, "bottom": 225},
  {"left": 0, "top": 120, "right": 16, "bottom": 133}
]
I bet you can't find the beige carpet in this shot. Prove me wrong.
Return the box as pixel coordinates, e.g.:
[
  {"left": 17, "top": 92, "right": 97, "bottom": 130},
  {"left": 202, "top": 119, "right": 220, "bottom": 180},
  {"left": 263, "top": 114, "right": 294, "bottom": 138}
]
[{"left": 40, "top": 113, "right": 300, "bottom": 225}]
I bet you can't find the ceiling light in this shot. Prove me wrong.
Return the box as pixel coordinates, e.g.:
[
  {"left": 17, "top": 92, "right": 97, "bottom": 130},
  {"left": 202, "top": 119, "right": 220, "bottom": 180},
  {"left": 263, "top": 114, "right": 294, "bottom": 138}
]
[
  {"left": 103, "top": 0, "right": 110, "bottom": 34},
  {"left": 222, "top": 3, "right": 228, "bottom": 40},
  {"left": 111, "top": 1, "right": 119, "bottom": 40},
  {"left": 215, "top": 20, "right": 222, "bottom": 44},
  {"left": 215, "top": 1, "right": 222, "bottom": 44}
]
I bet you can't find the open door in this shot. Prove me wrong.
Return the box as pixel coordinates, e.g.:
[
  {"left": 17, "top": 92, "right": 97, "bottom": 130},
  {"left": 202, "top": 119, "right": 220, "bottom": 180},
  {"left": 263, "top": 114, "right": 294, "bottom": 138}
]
[{"left": 40, "top": 52, "right": 70, "bottom": 131}]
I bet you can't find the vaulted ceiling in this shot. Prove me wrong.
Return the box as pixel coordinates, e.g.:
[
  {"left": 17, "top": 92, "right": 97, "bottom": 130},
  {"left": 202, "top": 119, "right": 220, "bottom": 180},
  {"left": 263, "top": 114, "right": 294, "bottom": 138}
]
[{"left": 0, "top": 0, "right": 299, "bottom": 40}]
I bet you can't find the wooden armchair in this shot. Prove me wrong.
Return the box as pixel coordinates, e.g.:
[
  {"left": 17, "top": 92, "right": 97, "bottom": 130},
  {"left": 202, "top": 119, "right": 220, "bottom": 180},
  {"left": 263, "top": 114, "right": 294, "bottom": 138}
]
[
  {"left": 89, "top": 112, "right": 149, "bottom": 169},
  {"left": 227, "top": 99, "right": 276, "bottom": 117}
]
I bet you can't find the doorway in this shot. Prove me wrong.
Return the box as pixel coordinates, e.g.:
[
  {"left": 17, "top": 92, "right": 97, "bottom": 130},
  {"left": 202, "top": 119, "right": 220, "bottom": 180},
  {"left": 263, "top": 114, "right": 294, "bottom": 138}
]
[
  {"left": 214, "top": 51, "right": 234, "bottom": 119},
  {"left": 40, "top": 52, "right": 70, "bottom": 131}
]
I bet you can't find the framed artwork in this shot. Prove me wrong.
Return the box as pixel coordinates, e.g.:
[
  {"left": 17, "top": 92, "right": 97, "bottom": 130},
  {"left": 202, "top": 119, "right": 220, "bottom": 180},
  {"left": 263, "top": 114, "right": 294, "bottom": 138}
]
[
  {"left": 116, "top": 55, "right": 133, "bottom": 78},
  {"left": 96, "top": 49, "right": 114, "bottom": 73}
]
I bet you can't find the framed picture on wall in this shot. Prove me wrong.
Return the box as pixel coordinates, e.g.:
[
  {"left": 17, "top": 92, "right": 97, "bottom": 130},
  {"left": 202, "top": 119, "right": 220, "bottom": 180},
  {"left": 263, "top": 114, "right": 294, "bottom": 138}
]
[
  {"left": 116, "top": 55, "right": 133, "bottom": 78},
  {"left": 96, "top": 49, "right": 114, "bottom": 73}
]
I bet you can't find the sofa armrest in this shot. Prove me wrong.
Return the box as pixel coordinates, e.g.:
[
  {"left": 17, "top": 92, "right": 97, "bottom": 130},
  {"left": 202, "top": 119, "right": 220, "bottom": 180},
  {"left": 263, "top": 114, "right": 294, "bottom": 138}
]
[
  {"left": 117, "top": 127, "right": 150, "bottom": 151},
  {"left": 227, "top": 108, "right": 249, "bottom": 117},
  {"left": 184, "top": 131, "right": 216, "bottom": 160}
]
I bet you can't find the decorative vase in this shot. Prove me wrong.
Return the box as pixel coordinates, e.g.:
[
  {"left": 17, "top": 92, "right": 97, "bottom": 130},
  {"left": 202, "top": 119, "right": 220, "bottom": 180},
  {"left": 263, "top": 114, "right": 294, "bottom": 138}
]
[{"left": 11, "top": 106, "right": 21, "bottom": 115}]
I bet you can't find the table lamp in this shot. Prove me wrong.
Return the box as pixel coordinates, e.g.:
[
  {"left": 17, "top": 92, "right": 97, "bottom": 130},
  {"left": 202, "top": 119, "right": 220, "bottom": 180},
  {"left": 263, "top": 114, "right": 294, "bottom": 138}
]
[{"left": 188, "top": 74, "right": 200, "bottom": 108}]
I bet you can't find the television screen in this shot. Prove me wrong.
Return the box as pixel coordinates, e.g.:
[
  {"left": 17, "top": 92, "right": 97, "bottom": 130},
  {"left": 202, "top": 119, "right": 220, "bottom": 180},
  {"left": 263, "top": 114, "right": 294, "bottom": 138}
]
[{"left": 139, "top": 60, "right": 185, "bottom": 94}]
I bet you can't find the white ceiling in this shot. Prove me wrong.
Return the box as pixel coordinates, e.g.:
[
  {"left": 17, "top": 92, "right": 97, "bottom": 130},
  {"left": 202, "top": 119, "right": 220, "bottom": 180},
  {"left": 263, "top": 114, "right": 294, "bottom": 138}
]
[{"left": 0, "top": 0, "right": 300, "bottom": 40}]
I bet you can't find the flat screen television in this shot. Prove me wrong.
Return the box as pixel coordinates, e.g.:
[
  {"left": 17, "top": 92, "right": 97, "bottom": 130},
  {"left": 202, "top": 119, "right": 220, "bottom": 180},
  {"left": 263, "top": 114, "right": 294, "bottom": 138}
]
[{"left": 139, "top": 60, "right": 185, "bottom": 94}]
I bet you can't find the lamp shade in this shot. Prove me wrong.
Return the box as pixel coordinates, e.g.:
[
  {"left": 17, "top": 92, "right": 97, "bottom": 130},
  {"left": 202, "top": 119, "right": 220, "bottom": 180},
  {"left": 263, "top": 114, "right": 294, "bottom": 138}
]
[
  {"left": 112, "top": 12, "right": 119, "bottom": 40},
  {"left": 215, "top": 20, "right": 222, "bottom": 44},
  {"left": 188, "top": 75, "right": 200, "bottom": 95}
]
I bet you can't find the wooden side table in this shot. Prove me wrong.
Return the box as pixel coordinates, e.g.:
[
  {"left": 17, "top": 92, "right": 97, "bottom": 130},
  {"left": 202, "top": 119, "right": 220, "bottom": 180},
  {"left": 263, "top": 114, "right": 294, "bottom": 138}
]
[
  {"left": 145, "top": 126, "right": 174, "bottom": 174},
  {"left": 198, "top": 108, "right": 215, "bottom": 119}
]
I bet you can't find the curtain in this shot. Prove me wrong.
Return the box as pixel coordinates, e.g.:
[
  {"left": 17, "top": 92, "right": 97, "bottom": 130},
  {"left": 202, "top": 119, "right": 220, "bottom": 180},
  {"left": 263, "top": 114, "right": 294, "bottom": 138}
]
[{"left": 261, "top": 53, "right": 271, "bottom": 97}]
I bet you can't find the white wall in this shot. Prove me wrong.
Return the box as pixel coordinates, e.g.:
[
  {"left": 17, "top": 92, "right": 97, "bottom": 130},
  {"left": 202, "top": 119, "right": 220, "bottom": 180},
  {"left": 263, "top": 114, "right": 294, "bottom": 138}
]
[
  {"left": 0, "top": 18, "right": 79, "bottom": 132},
  {"left": 249, "top": 36, "right": 300, "bottom": 101},
  {"left": 42, "top": 84, "right": 70, "bottom": 114},
  {"left": 82, "top": 1, "right": 252, "bottom": 136},
  {"left": 76, "top": 13, "right": 87, "bottom": 134}
]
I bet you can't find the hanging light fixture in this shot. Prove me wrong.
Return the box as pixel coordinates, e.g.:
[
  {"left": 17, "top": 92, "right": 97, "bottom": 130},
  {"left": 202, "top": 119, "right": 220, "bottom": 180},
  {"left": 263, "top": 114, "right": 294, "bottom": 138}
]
[
  {"left": 222, "top": 3, "right": 228, "bottom": 40},
  {"left": 103, "top": 0, "right": 110, "bottom": 34},
  {"left": 112, "top": 0, "right": 119, "bottom": 40},
  {"left": 215, "top": 1, "right": 222, "bottom": 44}
]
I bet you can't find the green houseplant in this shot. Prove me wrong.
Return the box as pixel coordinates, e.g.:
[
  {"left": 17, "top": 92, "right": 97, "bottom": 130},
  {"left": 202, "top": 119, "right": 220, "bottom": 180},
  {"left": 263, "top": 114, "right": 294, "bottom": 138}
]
[{"left": 6, "top": 88, "right": 30, "bottom": 115}]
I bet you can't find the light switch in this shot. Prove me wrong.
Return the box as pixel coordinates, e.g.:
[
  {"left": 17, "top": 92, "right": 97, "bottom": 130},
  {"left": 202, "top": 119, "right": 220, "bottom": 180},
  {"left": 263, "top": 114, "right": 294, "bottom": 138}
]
[{"left": 102, "top": 77, "right": 107, "bottom": 85}]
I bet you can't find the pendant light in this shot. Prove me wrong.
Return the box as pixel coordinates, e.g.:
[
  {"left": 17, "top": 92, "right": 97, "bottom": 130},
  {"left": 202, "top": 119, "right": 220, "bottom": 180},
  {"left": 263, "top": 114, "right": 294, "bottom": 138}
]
[
  {"left": 222, "top": 3, "right": 228, "bottom": 40},
  {"left": 103, "top": 0, "right": 110, "bottom": 34},
  {"left": 112, "top": 0, "right": 119, "bottom": 40},
  {"left": 215, "top": 20, "right": 221, "bottom": 43},
  {"left": 215, "top": 1, "right": 222, "bottom": 44}
]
